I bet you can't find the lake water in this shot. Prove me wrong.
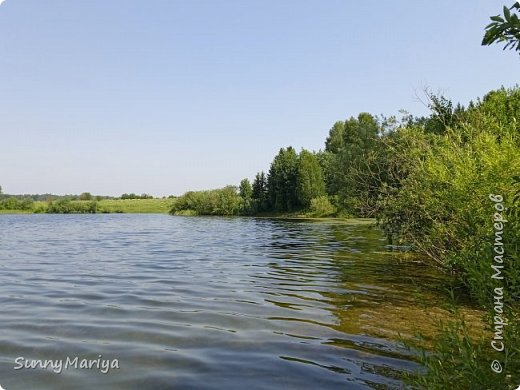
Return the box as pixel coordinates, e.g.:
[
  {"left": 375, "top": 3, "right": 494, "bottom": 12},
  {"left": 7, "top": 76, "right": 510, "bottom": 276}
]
[{"left": 0, "top": 214, "right": 448, "bottom": 389}]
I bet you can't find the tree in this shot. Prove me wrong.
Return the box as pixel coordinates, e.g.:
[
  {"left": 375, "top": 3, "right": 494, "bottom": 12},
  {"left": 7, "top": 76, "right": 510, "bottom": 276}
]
[
  {"left": 315, "top": 150, "right": 337, "bottom": 196},
  {"left": 239, "top": 178, "right": 253, "bottom": 214},
  {"left": 251, "top": 172, "right": 268, "bottom": 212},
  {"left": 296, "top": 149, "right": 326, "bottom": 208},
  {"left": 215, "top": 186, "right": 242, "bottom": 215},
  {"left": 482, "top": 3, "right": 520, "bottom": 52},
  {"left": 79, "top": 192, "right": 93, "bottom": 201},
  {"left": 267, "top": 147, "right": 300, "bottom": 212},
  {"left": 239, "top": 178, "right": 252, "bottom": 200},
  {"left": 332, "top": 113, "right": 381, "bottom": 215},
  {"left": 325, "top": 121, "right": 345, "bottom": 153}
]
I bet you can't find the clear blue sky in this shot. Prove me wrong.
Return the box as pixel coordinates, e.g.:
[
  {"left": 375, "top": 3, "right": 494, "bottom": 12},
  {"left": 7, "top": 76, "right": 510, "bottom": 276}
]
[{"left": 0, "top": 0, "right": 518, "bottom": 196}]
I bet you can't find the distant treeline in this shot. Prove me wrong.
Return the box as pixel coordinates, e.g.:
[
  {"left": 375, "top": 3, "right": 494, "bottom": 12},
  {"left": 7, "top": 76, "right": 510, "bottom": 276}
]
[
  {"left": 0, "top": 191, "right": 169, "bottom": 204},
  {"left": 120, "top": 193, "right": 154, "bottom": 199},
  {"left": 0, "top": 192, "right": 115, "bottom": 202}
]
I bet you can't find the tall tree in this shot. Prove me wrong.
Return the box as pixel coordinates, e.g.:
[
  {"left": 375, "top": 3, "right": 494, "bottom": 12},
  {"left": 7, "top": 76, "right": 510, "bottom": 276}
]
[
  {"left": 267, "top": 147, "right": 299, "bottom": 212},
  {"left": 251, "top": 172, "right": 268, "bottom": 212},
  {"left": 296, "top": 149, "right": 326, "bottom": 208},
  {"left": 239, "top": 178, "right": 253, "bottom": 213},
  {"left": 332, "top": 113, "right": 381, "bottom": 216},
  {"left": 239, "top": 178, "right": 252, "bottom": 200},
  {"left": 325, "top": 121, "right": 345, "bottom": 153}
]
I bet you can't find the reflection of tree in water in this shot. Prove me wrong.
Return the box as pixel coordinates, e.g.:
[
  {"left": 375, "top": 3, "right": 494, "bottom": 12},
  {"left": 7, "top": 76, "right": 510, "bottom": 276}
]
[{"left": 260, "top": 219, "right": 485, "bottom": 357}]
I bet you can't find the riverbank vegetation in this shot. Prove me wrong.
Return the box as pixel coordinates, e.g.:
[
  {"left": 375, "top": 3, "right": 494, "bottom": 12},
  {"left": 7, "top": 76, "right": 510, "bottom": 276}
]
[
  {"left": 169, "top": 85, "right": 520, "bottom": 387},
  {"left": 0, "top": 196, "right": 34, "bottom": 212}
]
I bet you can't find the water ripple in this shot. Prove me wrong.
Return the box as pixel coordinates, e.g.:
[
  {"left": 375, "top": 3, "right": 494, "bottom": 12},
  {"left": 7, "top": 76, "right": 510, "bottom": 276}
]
[{"left": 0, "top": 214, "right": 444, "bottom": 389}]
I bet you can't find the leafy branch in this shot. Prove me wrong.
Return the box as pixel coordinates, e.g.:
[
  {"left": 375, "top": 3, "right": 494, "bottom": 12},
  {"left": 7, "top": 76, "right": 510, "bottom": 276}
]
[{"left": 482, "top": 3, "right": 520, "bottom": 52}]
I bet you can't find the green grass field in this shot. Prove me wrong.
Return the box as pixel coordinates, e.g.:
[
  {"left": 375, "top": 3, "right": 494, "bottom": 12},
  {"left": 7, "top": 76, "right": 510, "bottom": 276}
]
[
  {"left": 97, "top": 198, "right": 173, "bottom": 213},
  {"left": 6, "top": 198, "right": 175, "bottom": 214}
]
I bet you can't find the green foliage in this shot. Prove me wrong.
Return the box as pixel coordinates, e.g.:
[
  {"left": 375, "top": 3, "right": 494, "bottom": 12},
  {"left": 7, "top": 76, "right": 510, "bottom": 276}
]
[
  {"left": 169, "top": 186, "right": 242, "bottom": 216},
  {"left": 296, "top": 149, "right": 326, "bottom": 208},
  {"left": 408, "top": 308, "right": 520, "bottom": 389},
  {"left": 308, "top": 196, "right": 336, "bottom": 217},
  {"left": 239, "top": 178, "right": 253, "bottom": 214},
  {"left": 378, "top": 111, "right": 520, "bottom": 305},
  {"left": 239, "top": 178, "right": 252, "bottom": 200},
  {"left": 324, "top": 121, "right": 345, "bottom": 153},
  {"left": 315, "top": 151, "right": 336, "bottom": 195},
  {"left": 369, "top": 87, "right": 520, "bottom": 387},
  {"left": 251, "top": 172, "right": 269, "bottom": 213},
  {"left": 0, "top": 197, "right": 34, "bottom": 211},
  {"left": 424, "top": 93, "right": 462, "bottom": 134},
  {"left": 267, "top": 147, "right": 300, "bottom": 212},
  {"left": 483, "top": 3, "right": 520, "bottom": 52},
  {"left": 472, "top": 86, "right": 520, "bottom": 139},
  {"left": 79, "top": 192, "right": 93, "bottom": 201},
  {"left": 328, "top": 113, "right": 382, "bottom": 216},
  {"left": 121, "top": 193, "right": 154, "bottom": 200},
  {"left": 47, "top": 199, "right": 97, "bottom": 214}
]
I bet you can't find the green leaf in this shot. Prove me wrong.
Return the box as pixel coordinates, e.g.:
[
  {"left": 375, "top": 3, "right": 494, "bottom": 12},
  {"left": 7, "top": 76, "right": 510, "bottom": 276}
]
[
  {"left": 491, "top": 15, "right": 505, "bottom": 22},
  {"left": 504, "top": 6, "right": 511, "bottom": 21}
]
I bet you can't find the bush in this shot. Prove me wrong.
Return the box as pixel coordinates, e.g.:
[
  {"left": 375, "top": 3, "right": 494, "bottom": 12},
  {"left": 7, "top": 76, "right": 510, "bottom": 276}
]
[
  {"left": 377, "top": 88, "right": 520, "bottom": 384},
  {"left": 308, "top": 196, "right": 336, "bottom": 217},
  {"left": 407, "top": 305, "right": 520, "bottom": 389},
  {"left": 170, "top": 186, "right": 242, "bottom": 216},
  {"left": 0, "top": 197, "right": 34, "bottom": 211},
  {"left": 379, "top": 126, "right": 520, "bottom": 304},
  {"left": 47, "top": 199, "right": 97, "bottom": 214}
]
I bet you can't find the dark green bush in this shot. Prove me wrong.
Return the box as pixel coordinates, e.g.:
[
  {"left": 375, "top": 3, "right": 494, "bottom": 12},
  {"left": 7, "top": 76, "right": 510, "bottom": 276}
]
[
  {"left": 170, "top": 186, "right": 242, "bottom": 216},
  {"left": 47, "top": 199, "right": 97, "bottom": 214}
]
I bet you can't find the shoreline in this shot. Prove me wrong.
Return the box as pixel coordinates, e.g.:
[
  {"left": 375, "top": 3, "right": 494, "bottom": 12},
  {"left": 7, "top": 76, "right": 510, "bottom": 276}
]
[{"left": 0, "top": 209, "right": 375, "bottom": 224}]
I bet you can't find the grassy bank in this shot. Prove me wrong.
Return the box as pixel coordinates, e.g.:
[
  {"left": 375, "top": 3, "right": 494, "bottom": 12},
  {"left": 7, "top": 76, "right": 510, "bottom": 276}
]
[
  {"left": 0, "top": 209, "right": 33, "bottom": 214},
  {"left": 96, "top": 198, "right": 173, "bottom": 213}
]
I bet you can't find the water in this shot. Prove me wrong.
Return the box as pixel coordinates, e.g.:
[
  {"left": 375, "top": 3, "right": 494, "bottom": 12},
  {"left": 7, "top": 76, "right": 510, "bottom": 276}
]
[{"left": 0, "top": 214, "right": 448, "bottom": 389}]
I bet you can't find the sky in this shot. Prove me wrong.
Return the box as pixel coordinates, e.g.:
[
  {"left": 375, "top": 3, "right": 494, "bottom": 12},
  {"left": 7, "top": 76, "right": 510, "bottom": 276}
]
[{"left": 0, "top": 0, "right": 518, "bottom": 197}]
